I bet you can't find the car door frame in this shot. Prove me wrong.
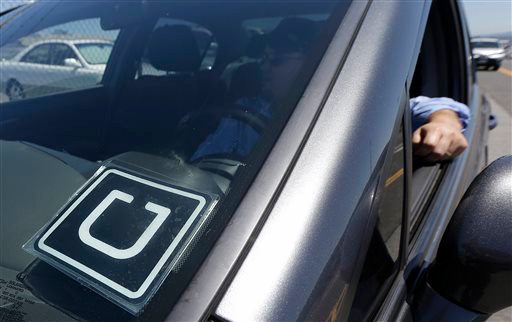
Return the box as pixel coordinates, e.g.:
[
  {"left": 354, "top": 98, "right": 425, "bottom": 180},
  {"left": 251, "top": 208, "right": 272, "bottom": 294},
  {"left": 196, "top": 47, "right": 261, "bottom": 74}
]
[{"left": 374, "top": 1, "right": 490, "bottom": 320}]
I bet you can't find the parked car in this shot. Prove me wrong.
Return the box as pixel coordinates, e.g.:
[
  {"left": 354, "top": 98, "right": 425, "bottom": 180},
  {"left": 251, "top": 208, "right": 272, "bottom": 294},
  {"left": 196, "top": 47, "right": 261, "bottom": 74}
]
[
  {"left": 0, "top": 39, "right": 113, "bottom": 101},
  {"left": 471, "top": 37, "right": 507, "bottom": 70},
  {"left": 0, "top": 1, "right": 509, "bottom": 322}
]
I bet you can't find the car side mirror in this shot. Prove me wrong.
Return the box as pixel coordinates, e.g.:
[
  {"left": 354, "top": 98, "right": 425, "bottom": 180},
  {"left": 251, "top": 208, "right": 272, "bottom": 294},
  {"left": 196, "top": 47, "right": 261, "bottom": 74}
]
[
  {"left": 428, "top": 155, "right": 512, "bottom": 315},
  {"left": 64, "top": 58, "right": 82, "bottom": 68}
]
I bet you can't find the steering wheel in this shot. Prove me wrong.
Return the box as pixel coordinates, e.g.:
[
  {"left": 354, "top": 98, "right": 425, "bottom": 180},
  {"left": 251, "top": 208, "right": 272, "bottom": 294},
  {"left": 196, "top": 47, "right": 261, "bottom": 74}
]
[
  {"left": 222, "top": 106, "right": 267, "bottom": 134},
  {"left": 174, "top": 103, "right": 269, "bottom": 180},
  {"left": 178, "top": 103, "right": 267, "bottom": 134}
]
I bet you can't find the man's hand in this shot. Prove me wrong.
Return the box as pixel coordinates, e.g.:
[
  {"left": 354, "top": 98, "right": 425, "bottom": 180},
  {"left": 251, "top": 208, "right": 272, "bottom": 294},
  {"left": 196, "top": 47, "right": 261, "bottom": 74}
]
[{"left": 412, "top": 109, "right": 468, "bottom": 162}]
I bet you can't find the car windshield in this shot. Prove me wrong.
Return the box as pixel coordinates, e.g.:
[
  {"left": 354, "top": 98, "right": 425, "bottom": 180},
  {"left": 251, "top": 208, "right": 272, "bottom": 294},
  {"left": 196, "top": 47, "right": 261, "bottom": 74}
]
[
  {"left": 472, "top": 41, "right": 501, "bottom": 48},
  {"left": 75, "top": 43, "right": 113, "bottom": 65},
  {"left": 0, "top": 0, "right": 352, "bottom": 320}
]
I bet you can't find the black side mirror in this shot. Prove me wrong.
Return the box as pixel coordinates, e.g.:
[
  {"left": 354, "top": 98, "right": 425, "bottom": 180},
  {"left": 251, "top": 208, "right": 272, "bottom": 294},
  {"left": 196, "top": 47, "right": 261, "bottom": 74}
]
[{"left": 428, "top": 155, "right": 512, "bottom": 314}]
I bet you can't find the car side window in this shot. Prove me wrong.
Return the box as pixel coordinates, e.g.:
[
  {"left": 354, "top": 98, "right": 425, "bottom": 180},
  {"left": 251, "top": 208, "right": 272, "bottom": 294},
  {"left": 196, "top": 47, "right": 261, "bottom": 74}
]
[
  {"left": 51, "top": 44, "right": 80, "bottom": 66},
  {"left": 348, "top": 119, "right": 405, "bottom": 322},
  {"left": 407, "top": 0, "right": 468, "bottom": 236},
  {"left": 0, "top": 18, "right": 119, "bottom": 102},
  {"left": 20, "top": 44, "right": 52, "bottom": 64}
]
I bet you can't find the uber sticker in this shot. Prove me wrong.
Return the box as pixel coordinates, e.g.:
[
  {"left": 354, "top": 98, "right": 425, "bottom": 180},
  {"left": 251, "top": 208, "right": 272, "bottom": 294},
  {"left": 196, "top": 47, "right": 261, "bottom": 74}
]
[{"left": 28, "top": 168, "right": 213, "bottom": 309}]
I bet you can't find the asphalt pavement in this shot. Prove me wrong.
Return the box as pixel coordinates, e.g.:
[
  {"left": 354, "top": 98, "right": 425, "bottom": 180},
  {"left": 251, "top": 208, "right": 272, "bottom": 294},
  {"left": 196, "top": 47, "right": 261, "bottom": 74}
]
[
  {"left": 478, "top": 59, "right": 512, "bottom": 322},
  {"left": 477, "top": 59, "right": 512, "bottom": 163}
]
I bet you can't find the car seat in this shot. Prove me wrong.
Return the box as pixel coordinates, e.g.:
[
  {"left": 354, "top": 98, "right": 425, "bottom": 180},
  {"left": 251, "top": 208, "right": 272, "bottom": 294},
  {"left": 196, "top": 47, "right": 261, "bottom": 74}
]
[{"left": 106, "top": 25, "right": 204, "bottom": 157}]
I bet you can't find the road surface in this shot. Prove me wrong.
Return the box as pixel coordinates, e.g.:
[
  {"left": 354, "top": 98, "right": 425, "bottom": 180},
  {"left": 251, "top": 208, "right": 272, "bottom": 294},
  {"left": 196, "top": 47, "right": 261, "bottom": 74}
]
[
  {"left": 478, "top": 59, "right": 512, "bottom": 163},
  {"left": 479, "top": 59, "right": 512, "bottom": 322}
]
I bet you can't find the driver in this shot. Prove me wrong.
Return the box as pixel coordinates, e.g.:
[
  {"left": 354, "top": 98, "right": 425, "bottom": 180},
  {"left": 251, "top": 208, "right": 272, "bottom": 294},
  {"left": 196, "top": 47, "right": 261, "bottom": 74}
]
[
  {"left": 191, "top": 17, "right": 470, "bottom": 163},
  {"left": 190, "top": 17, "right": 314, "bottom": 161}
]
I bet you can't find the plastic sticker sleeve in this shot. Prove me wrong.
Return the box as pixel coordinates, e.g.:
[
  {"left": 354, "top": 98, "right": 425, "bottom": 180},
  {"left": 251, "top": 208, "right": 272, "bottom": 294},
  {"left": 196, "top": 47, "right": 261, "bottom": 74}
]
[{"left": 23, "top": 163, "right": 219, "bottom": 315}]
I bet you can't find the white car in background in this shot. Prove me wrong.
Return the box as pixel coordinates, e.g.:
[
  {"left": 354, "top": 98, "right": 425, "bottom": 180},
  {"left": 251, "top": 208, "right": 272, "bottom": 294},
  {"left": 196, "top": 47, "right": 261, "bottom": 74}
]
[
  {"left": 471, "top": 37, "right": 506, "bottom": 70},
  {"left": 1, "top": 39, "right": 113, "bottom": 101}
]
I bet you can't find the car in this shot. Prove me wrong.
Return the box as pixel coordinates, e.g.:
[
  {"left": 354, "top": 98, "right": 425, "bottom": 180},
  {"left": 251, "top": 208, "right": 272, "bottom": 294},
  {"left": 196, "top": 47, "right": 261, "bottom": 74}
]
[
  {"left": 0, "top": 38, "right": 113, "bottom": 101},
  {"left": 471, "top": 37, "right": 507, "bottom": 70},
  {"left": 0, "top": 1, "right": 510, "bottom": 322}
]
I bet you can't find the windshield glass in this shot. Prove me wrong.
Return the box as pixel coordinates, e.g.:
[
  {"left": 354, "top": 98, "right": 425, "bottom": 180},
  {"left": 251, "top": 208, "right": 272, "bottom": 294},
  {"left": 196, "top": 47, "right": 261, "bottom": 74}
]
[
  {"left": 75, "top": 43, "right": 113, "bottom": 65},
  {"left": 472, "top": 41, "right": 501, "bottom": 49},
  {"left": 0, "top": 3, "right": 25, "bottom": 24},
  {"left": 0, "top": 0, "right": 352, "bottom": 320}
]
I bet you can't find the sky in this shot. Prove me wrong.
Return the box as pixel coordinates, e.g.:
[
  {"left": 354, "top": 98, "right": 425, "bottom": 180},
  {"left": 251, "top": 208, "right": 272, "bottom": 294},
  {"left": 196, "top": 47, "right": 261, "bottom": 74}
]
[
  {"left": 462, "top": 1, "right": 512, "bottom": 36},
  {"left": 1, "top": 0, "right": 511, "bottom": 36}
]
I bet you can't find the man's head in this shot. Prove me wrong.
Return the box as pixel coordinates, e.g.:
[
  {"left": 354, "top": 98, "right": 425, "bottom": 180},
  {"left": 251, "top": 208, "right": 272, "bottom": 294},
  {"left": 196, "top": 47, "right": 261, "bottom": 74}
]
[{"left": 261, "top": 17, "right": 317, "bottom": 99}]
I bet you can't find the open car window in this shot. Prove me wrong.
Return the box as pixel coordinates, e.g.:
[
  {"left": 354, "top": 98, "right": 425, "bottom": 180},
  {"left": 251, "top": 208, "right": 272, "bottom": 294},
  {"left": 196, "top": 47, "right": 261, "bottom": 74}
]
[
  {"left": 407, "top": 0, "right": 468, "bottom": 236},
  {"left": 0, "top": 0, "right": 353, "bottom": 320}
]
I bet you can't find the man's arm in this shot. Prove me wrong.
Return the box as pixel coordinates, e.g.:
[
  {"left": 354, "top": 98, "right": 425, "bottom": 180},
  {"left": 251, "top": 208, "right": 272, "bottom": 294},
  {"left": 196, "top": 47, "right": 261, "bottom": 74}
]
[{"left": 410, "top": 96, "right": 470, "bottom": 162}]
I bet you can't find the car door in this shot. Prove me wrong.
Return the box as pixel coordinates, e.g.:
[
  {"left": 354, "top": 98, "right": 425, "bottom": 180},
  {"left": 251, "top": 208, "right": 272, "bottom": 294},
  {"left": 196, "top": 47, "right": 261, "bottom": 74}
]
[{"left": 372, "top": 1, "right": 489, "bottom": 320}]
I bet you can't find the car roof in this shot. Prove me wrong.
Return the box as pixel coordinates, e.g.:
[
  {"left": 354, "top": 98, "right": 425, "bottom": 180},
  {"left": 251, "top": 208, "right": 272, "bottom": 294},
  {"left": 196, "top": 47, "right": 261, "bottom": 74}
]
[
  {"left": 11, "top": 37, "right": 113, "bottom": 61},
  {"left": 29, "top": 38, "right": 112, "bottom": 45},
  {"left": 471, "top": 38, "right": 500, "bottom": 43}
]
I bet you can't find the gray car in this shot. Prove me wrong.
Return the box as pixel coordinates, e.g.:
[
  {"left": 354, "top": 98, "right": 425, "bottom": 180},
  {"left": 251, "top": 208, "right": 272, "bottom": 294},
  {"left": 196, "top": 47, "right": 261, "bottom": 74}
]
[
  {"left": 0, "top": 1, "right": 509, "bottom": 322},
  {"left": 0, "top": 39, "right": 113, "bottom": 101},
  {"left": 471, "top": 37, "right": 507, "bottom": 70}
]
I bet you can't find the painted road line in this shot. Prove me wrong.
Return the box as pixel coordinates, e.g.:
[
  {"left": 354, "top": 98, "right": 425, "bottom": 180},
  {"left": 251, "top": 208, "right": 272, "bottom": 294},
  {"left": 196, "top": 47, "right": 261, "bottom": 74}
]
[{"left": 498, "top": 67, "right": 512, "bottom": 77}]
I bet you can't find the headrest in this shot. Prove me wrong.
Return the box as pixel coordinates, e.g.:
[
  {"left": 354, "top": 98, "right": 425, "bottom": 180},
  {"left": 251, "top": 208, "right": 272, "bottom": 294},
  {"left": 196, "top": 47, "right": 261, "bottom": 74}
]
[{"left": 147, "top": 25, "right": 201, "bottom": 72}]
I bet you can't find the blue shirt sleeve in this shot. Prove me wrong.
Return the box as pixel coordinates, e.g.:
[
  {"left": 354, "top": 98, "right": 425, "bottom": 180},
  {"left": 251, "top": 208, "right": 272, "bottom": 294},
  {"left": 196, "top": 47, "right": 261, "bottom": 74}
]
[
  {"left": 190, "top": 97, "right": 271, "bottom": 161},
  {"left": 409, "top": 96, "right": 470, "bottom": 131}
]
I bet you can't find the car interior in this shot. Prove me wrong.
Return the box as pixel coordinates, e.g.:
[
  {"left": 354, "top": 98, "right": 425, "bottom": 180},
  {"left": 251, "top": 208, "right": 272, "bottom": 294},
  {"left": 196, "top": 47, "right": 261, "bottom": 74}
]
[{"left": 1, "top": 4, "right": 335, "bottom": 176}]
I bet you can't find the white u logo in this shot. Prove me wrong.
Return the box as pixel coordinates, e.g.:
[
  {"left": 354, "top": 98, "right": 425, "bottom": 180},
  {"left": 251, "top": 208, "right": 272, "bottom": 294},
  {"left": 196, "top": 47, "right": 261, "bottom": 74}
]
[{"left": 78, "top": 190, "right": 171, "bottom": 259}]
